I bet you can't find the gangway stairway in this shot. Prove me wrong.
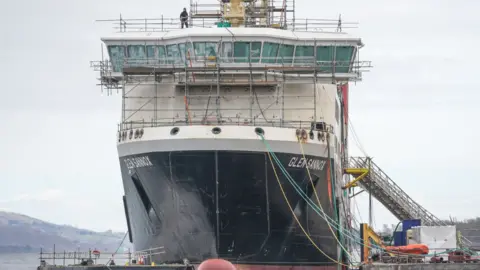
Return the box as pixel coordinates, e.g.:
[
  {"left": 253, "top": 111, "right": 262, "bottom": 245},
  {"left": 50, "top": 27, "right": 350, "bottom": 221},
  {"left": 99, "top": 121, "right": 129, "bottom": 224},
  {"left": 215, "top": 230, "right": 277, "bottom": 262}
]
[{"left": 348, "top": 157, "right": 472, "bottom": 247}]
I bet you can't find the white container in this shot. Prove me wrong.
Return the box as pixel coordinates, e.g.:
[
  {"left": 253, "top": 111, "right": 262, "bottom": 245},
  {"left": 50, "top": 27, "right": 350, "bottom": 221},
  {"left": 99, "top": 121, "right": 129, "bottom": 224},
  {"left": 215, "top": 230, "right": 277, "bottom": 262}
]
[{"left": 410, "top": 225, "right": 457, "bottom": 255}]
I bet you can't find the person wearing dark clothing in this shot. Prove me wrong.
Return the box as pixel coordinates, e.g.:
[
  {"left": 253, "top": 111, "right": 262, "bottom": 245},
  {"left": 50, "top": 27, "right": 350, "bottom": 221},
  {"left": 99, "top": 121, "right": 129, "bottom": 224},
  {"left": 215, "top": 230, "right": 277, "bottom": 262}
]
[{"left": 180, "top": 8, "right": 189, "bottom": 28}]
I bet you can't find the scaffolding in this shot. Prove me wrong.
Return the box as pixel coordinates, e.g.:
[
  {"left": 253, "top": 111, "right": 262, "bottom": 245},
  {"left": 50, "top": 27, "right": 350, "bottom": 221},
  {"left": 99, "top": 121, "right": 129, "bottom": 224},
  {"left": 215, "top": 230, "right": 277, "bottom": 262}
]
[
  {"left": 91, "top": 54, "right": 371, "bottom": 132},
  {"left": 189, "top": 0, "right": 294, "bottom": 28},
  {"left": 95, "top": 0, "right": 358, "bottom": 32}
]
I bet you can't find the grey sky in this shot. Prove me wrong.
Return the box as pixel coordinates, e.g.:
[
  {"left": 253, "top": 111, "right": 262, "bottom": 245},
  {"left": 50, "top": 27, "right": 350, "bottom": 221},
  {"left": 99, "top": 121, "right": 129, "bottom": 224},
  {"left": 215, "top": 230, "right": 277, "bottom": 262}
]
[{"left": 0, "top": 0, "right": 479, "bottom": 232}]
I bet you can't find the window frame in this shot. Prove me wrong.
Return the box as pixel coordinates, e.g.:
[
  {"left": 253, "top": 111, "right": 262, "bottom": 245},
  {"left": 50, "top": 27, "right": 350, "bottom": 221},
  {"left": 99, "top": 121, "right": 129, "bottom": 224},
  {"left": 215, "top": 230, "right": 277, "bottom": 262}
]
[
  {"left": 261, "top": 42, "right": 280, "bottom": 63},
  {"left": 107, "top": 45, "right": 126, "bottom": 72},
  {"left": 193, "top": 41, "right": 219, "bottom": 61},
  {"left": 232, "top": 41, "right": 263, "bottom": 63}
]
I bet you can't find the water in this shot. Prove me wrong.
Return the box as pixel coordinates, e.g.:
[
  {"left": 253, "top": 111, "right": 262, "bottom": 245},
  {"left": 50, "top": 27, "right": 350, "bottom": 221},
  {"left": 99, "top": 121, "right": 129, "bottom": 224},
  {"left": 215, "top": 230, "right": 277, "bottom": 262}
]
[
  {"left": 0, "top": 253, "right": 130, "bottom": 270},
  {"left": 0, "top": 253, "right": 38, "bottom": 270}
]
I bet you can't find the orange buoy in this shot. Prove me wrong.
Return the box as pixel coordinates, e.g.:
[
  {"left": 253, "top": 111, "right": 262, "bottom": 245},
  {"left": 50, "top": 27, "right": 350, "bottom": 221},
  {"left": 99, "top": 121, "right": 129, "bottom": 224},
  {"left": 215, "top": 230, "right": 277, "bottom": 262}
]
[{"left": 198, "top": 259, "right": 236, "bottom": 270}]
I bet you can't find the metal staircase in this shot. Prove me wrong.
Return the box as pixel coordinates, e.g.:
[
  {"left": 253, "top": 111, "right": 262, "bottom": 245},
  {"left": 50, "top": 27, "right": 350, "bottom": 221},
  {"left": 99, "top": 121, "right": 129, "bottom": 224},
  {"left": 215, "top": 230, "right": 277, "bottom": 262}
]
[{"left": 348, "top": 157, "right": 472, "bottom": 247}]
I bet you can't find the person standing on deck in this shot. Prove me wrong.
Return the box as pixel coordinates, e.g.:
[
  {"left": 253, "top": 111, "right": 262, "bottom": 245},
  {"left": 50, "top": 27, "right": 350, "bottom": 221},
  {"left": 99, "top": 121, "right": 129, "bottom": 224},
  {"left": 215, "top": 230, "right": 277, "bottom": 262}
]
[{"left": 180, "top": 8, "right": 189, "bottom": 28}]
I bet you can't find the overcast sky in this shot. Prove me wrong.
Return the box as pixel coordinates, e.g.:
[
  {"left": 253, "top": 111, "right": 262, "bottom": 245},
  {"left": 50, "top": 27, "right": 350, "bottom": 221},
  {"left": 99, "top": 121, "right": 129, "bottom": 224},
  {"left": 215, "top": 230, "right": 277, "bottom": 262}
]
[{"left": 0, "top": 0, "right": 479, "bottom": 232}]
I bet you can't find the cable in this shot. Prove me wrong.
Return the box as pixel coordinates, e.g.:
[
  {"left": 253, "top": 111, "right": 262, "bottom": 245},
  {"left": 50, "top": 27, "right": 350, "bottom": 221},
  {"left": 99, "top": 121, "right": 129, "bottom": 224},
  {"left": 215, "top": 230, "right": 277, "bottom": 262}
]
[
  {"left": 271, "top": 146, "right": 459, "bottom": 257},
  {"left": 388, "top": 221, "right": 402, "bottom": 246},
  {"left": 297, "top": 137, "right": 355, "bottom": 263},
  {"left": 259, "top": 135, "right": 448, "bottom": 258},
  {"left": 265, "top": 150, "right": 350, "bottom": 267},
  {"left": 105, "top": 231, "right": 128, "bottom": 266},
  {"left": 261, "top": 135, "right": 370, "bottom": 247}
]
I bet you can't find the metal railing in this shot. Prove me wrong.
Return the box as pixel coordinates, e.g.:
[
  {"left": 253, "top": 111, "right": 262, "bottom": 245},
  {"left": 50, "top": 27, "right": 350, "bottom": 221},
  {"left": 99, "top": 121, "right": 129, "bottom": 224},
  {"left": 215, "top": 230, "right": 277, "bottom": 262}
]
[
  {"left": 112, "top": 56, "right": 370, "bottom": 79},
  {"left": 122, "top": 56, "right": 359, "bottom": 67},
  {"left": 38, "top": 246, "right": 169, "bottom": 266},
  {"left": 39, "top": 248, "right": 133, "bottom": 266},
  {"left": 118, "top": 119, "right": 335, "bottom": 132},
  {"left": 92, "top": 56, "right": 371, "bottom": 77},
  {"left": 96, "top": 15, "right": 358, "bottom": 33},
  {"left": 349, "top": 157, "right": 473, "bottom": 248},
  {"left": 91, "top": 54, "right": 371, "bottom": 92}
]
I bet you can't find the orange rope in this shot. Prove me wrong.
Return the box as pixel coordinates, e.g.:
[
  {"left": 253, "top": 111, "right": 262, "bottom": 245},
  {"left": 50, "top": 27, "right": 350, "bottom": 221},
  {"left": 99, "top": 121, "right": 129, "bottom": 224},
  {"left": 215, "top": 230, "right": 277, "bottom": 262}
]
[
  {"left": 187, "top": 50, "right": 196, "bottom": 82},
  {"left": 184, "top": 96, "right": 192, "bottom": 125}
]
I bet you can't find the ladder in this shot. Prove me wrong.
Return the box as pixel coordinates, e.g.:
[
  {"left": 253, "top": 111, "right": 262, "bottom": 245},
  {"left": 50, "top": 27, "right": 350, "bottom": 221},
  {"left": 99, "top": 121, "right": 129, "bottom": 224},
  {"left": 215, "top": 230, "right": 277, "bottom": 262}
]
[{"left": 348, "top": 157, "right": 472, "bottom": 247}]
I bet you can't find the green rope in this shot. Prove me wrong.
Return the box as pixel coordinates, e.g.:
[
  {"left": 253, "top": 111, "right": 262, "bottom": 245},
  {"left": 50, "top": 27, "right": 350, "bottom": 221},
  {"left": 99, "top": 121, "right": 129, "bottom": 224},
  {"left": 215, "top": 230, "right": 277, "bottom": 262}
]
[
  {"left": 257, "top": 134, "right": 476, "bottom": 258},
  {"left": 388, "top": 221, "right": 402, "bottom": 246}
]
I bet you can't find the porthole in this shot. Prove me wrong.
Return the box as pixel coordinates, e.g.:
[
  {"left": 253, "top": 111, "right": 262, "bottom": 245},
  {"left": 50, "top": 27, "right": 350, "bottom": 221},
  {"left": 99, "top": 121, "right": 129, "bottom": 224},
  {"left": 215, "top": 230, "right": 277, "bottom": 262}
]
[
  {"left": 254, "top": 127, "right": 265, "bottom": 136},
  {"left": 170, "top": 127, "right": 180, "bottom": 136},
  {"left": 212, "top": 127, "right": 221, "bottom": 135}
]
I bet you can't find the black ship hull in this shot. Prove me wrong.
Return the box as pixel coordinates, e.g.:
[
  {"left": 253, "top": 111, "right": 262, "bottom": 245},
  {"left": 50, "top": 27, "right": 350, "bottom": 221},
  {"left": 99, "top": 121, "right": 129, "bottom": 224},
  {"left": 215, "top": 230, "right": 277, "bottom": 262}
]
[{"left": 120, "top": 150, "right": 344, "bottom": 269}]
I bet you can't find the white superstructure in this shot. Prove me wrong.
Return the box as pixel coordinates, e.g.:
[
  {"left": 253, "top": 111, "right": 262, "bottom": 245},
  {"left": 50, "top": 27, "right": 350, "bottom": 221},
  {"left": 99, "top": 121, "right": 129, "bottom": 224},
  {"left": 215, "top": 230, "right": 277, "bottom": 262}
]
[{"left": 96, "top": 26, "right": 369, "bottom": 164}]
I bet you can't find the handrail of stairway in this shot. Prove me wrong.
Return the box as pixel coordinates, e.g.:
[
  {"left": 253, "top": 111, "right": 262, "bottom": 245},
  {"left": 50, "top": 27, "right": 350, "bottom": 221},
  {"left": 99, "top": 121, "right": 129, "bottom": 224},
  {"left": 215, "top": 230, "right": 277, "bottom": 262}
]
[
  {"left": 349, "top": 157, "right": 443, "bottom": 224},
  {"left": 348, "top": 156, "right": 472, "bottom": 246}
]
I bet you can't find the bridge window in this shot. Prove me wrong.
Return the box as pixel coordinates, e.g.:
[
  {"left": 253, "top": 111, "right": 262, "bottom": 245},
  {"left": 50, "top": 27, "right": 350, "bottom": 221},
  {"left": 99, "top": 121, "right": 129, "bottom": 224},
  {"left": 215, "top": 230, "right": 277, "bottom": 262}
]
[
  {"left": 277, "top": 44, "right": 294, "bottom": 64},
  {"left": 261, "top": 42, "right": 279, "bottom": 63},
  {"left": 166, "top": 44, "right": 182, "bottom": 64},
  {"left": 179, "top": 44, "right": 185, "bottom": 61},
  {"left": 146, "top": 45, "right": 166, "bottom": 63},
  {"left": 335, "top": 46, "right": 354, "bottom": 73},
  {"left": 233, "top": 41, "right": 261, "bottom": 63},
  {"left": 127, "top": 45, "right": 146, "bottom": 59},
  {"left": 316, "top": 46, "right": 355, "bottom": 73},
  {"left": 194, "top": 42, "right": 218, "bottom": 60},
  {"left": 178, "top": 42, "right": 193, "bottom": 62},
  {"left": 108, "top": 45, "right": 126, "bottom": 72},
  {"left": 316, "top": 46, "right": 334, "bottom": 72},
  {"left": 294, "top": 45, "right": 314, "bottom": 64},
  {"left": 221, "top": 42, "right": 233, "bottom": 62},
  {"left": 127, "top": 45, "right": 146, "bottom": 67}
]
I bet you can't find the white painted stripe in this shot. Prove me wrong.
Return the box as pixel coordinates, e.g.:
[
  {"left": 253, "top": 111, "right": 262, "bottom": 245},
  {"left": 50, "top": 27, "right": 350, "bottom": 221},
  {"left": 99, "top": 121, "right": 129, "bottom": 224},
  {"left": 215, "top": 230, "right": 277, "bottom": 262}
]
[{"left": 117, "top": 126, "right": 334, "bottom": 157}]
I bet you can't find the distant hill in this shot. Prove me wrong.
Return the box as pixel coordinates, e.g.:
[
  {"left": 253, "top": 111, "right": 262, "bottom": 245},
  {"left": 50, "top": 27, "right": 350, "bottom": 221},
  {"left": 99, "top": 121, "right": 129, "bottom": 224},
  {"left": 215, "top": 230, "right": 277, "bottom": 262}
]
[{"left": 0, "top": 211, "right": 132, "bottom": 253}]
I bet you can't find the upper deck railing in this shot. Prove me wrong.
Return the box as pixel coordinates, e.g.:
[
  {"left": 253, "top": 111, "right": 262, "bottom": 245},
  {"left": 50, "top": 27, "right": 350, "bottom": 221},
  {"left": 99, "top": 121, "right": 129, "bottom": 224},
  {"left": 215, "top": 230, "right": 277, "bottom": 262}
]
[
  {"left": 91, "top": 56, "right": 372, "bottom": 77},
  {"left": 96, "top": 15, "right": 359, "bottom": 33}
]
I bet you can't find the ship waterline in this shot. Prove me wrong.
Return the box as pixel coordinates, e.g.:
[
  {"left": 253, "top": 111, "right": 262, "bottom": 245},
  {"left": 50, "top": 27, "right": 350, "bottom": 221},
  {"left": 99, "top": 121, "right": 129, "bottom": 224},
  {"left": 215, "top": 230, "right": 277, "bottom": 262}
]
[{"left": 120, "top": 148, "right": 339, "bottom": 266}]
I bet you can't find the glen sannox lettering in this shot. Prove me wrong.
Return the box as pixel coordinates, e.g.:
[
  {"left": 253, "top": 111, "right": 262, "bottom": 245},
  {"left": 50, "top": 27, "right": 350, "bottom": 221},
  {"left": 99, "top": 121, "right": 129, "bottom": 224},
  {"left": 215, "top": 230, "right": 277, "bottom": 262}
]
[
  {"left": 287, "top": 156, "right": 326, "bottom": 171},
  {"left": 124, "top": 156, "right": 153, "bottom": 170}
]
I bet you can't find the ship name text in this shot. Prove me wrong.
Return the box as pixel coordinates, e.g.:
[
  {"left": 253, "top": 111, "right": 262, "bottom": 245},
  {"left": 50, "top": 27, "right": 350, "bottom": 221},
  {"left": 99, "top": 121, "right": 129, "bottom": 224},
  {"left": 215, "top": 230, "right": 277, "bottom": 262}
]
[
  {"left": 288, "top": 156, "right": 326, "bottom": 171},
  {"left": 124, "top": 156, "right": 153, "bottom": 170}
]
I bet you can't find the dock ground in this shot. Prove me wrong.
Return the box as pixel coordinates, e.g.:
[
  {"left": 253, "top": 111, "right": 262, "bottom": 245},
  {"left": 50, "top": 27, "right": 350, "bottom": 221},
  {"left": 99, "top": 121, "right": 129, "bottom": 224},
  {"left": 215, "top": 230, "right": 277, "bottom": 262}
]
[
  {"left": 364, "top": 263, "right": 479, "bottom": 270},
  {"left": 39, "top": 266, "right": 187, "bottom": 270},
  {"left": 38, "top": 264, "right": 480, "bottom": 270}
]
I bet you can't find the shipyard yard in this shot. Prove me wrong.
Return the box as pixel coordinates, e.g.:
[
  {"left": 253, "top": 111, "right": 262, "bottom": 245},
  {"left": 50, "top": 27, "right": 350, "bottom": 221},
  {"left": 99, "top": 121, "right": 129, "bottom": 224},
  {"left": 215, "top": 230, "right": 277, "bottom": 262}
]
[{"left": 1, "top": 0, "right": 479, "bottom": 270}]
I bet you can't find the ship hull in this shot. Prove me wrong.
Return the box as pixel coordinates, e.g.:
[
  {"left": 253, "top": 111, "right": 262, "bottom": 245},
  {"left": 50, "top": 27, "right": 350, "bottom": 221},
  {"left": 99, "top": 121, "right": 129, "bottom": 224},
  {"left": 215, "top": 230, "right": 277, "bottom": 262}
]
[{"left": 120, "top": 149, "right": 342, "bottom": 268}]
